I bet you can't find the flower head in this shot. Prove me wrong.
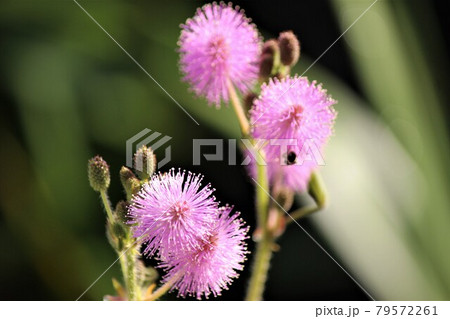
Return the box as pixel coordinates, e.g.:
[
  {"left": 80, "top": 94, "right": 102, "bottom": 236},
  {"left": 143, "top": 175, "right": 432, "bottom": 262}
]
[
  {"left": 179, "top": 2, "right": 261, "bottom": 106},
  {"left": 87, "top": 155, "right": 110, "bottom": 192},
  {"left": 128, "top": 169, "right": 218, "bottom": 258},
  {"left": 249, "top": 76, "right": 337, "bottom": 191},
  {"left": 161, "top": 206, "right": 249, "bottom": 299},
  {"left": 278, "top": 31, "right": 300, "bottom": 67}
]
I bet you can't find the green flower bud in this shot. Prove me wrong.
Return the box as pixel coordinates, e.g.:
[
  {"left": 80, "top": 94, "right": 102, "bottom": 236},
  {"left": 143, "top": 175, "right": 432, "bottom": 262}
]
[
  {"left": 308, "top": 171, "right": 327, "bottom": 208},
  {"left": 114, "top": 200, "right": 129, "bottom": 223},
  {"left": 120, "top": 166, "right": 141, "bottom": 200},
  {"left": 111, "top": 222, "right": 128, "bottom": 251},
  {"left": 88, "top": 155, "right": 110, "bottom": 192},
  {"left": 278, "top": 31, "right": 300, "bottom": 67},
  {"left": 133, "top": 145, "right": 156, "bottom": 180},
  {"left": 106, "top": 220, "right": 128, "bottom": 251}
]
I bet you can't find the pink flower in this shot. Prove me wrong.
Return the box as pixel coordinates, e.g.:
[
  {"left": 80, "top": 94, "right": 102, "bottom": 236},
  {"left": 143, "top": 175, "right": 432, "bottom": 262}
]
[
  {"left": 128, "top": 169, "right": 218, "bottom": 259},
  {"left": 249, "top": 76, "right": 337, "bottom": 191},
  {"left": 161, "top": 206, "right": 249, "bottom": 299},
  {"left": 179, "top": 2, "right": 261, "bottom": 107}
]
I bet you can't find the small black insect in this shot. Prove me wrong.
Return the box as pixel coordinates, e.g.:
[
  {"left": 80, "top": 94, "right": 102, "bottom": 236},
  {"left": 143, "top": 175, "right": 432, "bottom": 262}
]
[{"left": 286, "top": 151, "right": 297, "bottom": 165}]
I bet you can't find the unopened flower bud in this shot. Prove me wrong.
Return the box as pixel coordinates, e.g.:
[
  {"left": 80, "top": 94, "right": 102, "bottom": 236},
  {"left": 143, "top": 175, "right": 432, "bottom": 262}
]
[
  {"left": 120, "top": 166, "right": 141, "bottom": 200},
  {"left": 107, "top": 220, "right": 128, "bottom": 251},
  {"left": 133, "top": 145, "right": 156, "bottom": 180},
  {"left": 244, "top": 92, "right": 257, "bottom": 112},
  {"left": 88, "top": 155, "right": 110, "bottom": 192},
  {"left": 262, "top": 39, "right": 279, "bottom": 56},
  {"left": 273, "top": 72, "right": 285, "bottom": 80},
  {"left": 115, "top": 200, "right": 129, "bottom": 223},
  {"left": 278, "top": 31, "right": 300, "bottom": 66},
  {"left": 111, "top": 222, "right": 127, "bottom": 251},
  {"left": 259, "top": 53, "right": 274, "bottom": 79},
  {"left": 308, "top": 171, "right": 327, "bottom": 208}
]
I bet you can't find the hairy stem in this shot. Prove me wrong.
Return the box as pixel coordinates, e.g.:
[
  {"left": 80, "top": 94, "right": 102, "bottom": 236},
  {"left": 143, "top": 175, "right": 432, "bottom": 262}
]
[
  {"left": 126, "top": 246, "right": 140, "bottom": 301},
  {"left": 118, "top": 244, "right": 140, "bottom": 301},
  {"left": 245, "top": 235, "right": 273, "bottom": 301},
  {"left": 100, "top": 191, "right": 114, "bottom": 222}
]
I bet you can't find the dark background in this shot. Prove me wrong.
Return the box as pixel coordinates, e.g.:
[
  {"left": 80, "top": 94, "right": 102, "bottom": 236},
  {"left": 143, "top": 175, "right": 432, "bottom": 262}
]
[{"left": 1, "top": 0, "right": 449, "bottom": 300}]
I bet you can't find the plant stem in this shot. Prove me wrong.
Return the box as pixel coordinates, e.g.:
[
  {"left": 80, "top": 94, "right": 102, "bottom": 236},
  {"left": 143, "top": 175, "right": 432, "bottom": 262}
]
[
  {"left": 245, "top": 234, "right": 273, "bottom": 301},
  {"left": 255, "top": 155, "right": 269, "bottom": 227},
  {"left": 145, "top": 273, "right": 180, "bottom": 301},
  {"left": 226, "top": 78, "right": 273, "bottom": 301},
  {"left": 119, "top": 244, "right": 140, "bottom": 301},
  {"left": 227, "top": 79, "right": 250, "bottom": 136},
  {"left": 285, "top": 171, "right": 327, "bottom": 225},
  {"left": 100, "top": 191, "right": 114, "bottom": 222},
  {"left": 285, "top": 205, "right": 321, "bottom": 225},
  {"left": 127, "top": 247, "right": 140, "bottom": 300},
  {"left": 246, "top": 160, "right": 273, "bottom": 301}
]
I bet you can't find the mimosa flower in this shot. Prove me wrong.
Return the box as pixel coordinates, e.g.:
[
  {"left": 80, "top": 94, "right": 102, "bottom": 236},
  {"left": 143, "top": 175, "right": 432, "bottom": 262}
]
[
  {"left": 249, "top": 76, "right": 337, "bottom": 191},
  {"left": 128, "top": 169, "right": 218, "bottom": 258},
  {"left": 161, "top": 206, "right": 249, "bottom": 299},
  {"left": 179, "top": 2, "right": 261, "bottom": 106}
]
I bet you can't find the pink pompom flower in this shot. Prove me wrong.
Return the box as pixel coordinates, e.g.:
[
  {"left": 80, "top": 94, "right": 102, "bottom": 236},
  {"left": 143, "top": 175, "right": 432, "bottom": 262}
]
[
  {"left": 161, "top": 206, "right": 249, "bottom": 299},
  {"left": 128, "top": 169, "right": 218, "bottom": 259},
  {"left": 179, "top": 2, "right": 261, "bottom": 107},
  {"left": 249, "top": 76, "right": 337, "bottom": 191}
]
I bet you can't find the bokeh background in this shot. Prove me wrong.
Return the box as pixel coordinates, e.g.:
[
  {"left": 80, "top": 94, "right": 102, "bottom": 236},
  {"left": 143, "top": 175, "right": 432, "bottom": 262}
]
[{"left": 1, "top": 0, "right": 450, "bottom": 300}]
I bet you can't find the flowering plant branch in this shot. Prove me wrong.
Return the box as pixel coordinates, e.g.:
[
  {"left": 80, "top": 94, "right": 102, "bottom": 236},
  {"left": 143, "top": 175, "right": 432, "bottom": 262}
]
[
  {"left": 87, "top": 1, "right": 336, "bottom": 301},
  {"left": 177, "top": 2, "right": 336, "bottom": 301}
]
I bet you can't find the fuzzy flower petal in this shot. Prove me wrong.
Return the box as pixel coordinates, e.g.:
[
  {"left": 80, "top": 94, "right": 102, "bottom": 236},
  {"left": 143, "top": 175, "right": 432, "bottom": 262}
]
[
  {"left": 160, "top": 206, "right": 249, "bottom": 299},
  {"left": 179, "top": 2, "right": 261, "bottom": 107},
  {"left": 128, "top": 168, "right": 218, "bottom": 259},
  {"left": 248, "top": 75, "right": 337, "bottom": 191}
]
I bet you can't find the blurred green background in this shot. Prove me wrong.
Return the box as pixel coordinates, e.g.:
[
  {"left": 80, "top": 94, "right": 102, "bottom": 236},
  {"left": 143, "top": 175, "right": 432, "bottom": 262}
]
[{"left": 1, "top": 0, "right": 450, "bottom": 300}]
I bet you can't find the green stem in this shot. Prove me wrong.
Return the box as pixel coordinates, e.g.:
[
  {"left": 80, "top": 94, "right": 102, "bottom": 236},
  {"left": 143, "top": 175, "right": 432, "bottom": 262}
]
[
  {"left": 226, "top": 78, "right": 272, "bottom": 301},
  {"left": 285, "top": 171, "right": 327, "bottom": 225},
  {"left": 100, "top": 191, "right": 114, "bottom": 222},
  {"left": 285, "top": 205, "right": 321, "bottom": 225},
  {"left": 118, "top": 253, "right": 129, "bottom": 294},
  {"left": 118, "top": 244, "right": 140, "bottom": 301},
  {"left": 245, "top": 235, "right": 273, "bottom": 301},
  {"left": 227, "top": 79, "right": 250, "bottom": 136},
  {"left": 246, "top": 160, "right": 273, "bottom": 301},
  {"left": 255, "top": 155, "right": 269, "bottom": 227},
  {"left": 126, "top": 246, "right": 140, "bottom": 301}
]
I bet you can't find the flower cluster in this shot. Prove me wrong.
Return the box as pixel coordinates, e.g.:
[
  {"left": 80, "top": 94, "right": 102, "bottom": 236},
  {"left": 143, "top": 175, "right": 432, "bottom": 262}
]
[
  {"left": 180, "top": 3, "right": 337, "bottom": 192},
  {"left": 128, "top": 168, "right": 249, "bottom": 299},
  {"left": 88, "top": 1, "right": 337, "bottom": 303}
]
